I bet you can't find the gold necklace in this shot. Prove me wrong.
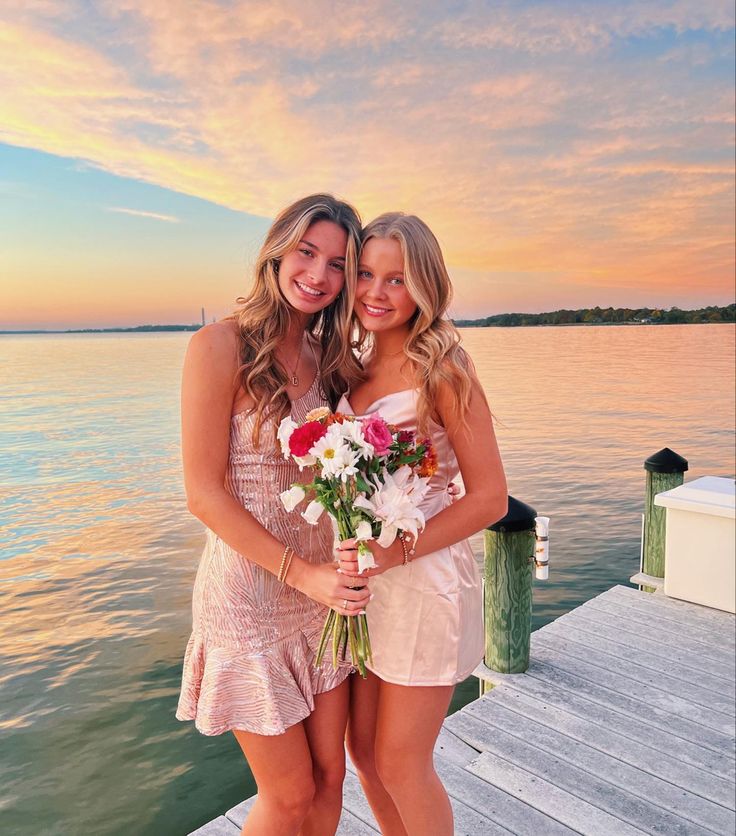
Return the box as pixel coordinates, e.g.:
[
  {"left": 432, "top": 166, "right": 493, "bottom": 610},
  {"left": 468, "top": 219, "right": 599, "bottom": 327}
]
[
  {"left": 282, "top": 336, "right": 306, "bottom": 387},
  {"left": 373, "top": 345, "right": 405, "bottom": 360}
]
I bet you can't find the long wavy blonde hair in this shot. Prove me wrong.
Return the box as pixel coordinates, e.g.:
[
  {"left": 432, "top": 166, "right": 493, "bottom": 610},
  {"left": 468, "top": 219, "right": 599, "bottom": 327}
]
[
  {"left": 229, "top": 194, "right": 362, "bottom": 443},
  {"left": 356, "top": 212, "right": 473, "bottom": 432}
]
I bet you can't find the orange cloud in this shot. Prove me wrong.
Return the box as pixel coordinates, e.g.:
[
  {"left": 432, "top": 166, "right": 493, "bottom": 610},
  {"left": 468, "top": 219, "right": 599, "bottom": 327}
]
[{"left": 0, "top": 2, "right": 733, "bottom": 314}]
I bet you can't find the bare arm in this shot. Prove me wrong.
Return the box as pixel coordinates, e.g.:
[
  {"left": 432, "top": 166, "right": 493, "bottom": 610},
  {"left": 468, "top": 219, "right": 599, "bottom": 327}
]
[
  {"left": 182, "top": 322, "right": 369, "bottom": 613},
  {"left": 338, "top": 375, "right": 507, "bottom": 575}
]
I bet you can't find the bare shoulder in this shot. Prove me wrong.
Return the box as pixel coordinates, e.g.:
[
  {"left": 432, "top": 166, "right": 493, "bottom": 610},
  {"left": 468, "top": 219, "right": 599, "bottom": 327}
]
[
  {"left": 434, "top": 360, "right": 489, "bottom": 430},
  {"left": 187, "top": 320, "right": 240, "bottom": 369}
]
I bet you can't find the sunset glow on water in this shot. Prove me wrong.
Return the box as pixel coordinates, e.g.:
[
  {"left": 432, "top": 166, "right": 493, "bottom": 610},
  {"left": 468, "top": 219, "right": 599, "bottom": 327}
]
[{"left": 1, "top": 325, "right": 733, "bottom": 834}]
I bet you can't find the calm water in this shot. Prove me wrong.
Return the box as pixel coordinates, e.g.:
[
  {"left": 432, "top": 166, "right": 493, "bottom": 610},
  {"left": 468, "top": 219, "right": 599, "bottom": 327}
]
[{"left": 1, "top": 325, "right": 734, "bottom": 835}]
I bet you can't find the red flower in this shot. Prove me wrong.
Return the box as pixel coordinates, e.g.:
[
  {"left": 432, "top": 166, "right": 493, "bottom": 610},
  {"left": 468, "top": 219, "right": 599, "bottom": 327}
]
[
  {"left": 289, "top": 421, "right": 327, "bottom": 457},
  {"left": 397, "top": 430, "right": 415, "bottom": 444}
]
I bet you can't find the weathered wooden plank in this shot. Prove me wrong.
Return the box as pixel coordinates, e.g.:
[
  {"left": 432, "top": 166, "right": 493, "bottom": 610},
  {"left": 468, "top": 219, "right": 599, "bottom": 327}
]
[
  {"left": 583, "top": 595, "right": 736, "bottom": 668},
  {"left": 448, "top": 710, "right": 715, "bottom": 835},
  {"left": 337, "top": 809, "right": 381, "bottom": 835},
  {"left": 543, "top": 616, "right": 736, "bottom": 698},
  {"left": 611, "top": 585, "right": 736, "bottom": 633},
  {"left": 435, "top": 725, "right": 480, "bottom": 767},
  {"left": 531, "top": 635, "right": 736, "bottom": 731},
  {"left": 524, "top": 656, "right": 735, "bottom": 758},
  {"left": 224, "top": 796, "right": 255, "bottom": 828},
  {"left": 601, "top": 586, "right": 736, "bottom": 646},
  {"left": 630, "top": 572, "right": 664, "bottom": 591},
  {"left": 447, "top": 793, "right": 511, "bottom": 835},
  {"left": 558, "top": 606, "right": 735, "bottom": 680},
  {"left": 482, "top": 682, "right": 736, "bottom": 805},
  {"left": 188, "top": 815, "right": 240, "bottom": 836},
  {"left": 463, "top": 693, "right": 735, "bottom": 832},
  {"left": 484, "top": 669, "right": 736, "bottom": 781},
  {"left": 466, "top": 750, "right": 647, "bottom": 836},
  {"left": 435, "top": 757, "right": 576, "bottom": 835}
]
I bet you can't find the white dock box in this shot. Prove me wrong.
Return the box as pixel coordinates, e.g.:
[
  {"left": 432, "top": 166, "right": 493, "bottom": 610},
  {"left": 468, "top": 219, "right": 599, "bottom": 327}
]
[{"left": 655, "top": 476, "right": 735, "bottom": 613}]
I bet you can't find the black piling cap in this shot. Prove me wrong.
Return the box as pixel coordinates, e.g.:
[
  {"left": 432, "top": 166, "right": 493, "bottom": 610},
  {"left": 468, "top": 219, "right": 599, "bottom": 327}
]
[
  {"left": 644, "top": 448, "right": 689, "bottom": 474},
  {"left": 488, "top": 495, "right": 537, "bottom": 533}
]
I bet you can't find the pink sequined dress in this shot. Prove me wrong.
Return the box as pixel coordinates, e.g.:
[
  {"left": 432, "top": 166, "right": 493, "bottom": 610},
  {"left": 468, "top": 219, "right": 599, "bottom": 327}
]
[
  {"left": 176, "top": 375, "right": 349, "bottom": 736},
  {"left": 338, "top": 388, "right": 484, "bottom": 686}
]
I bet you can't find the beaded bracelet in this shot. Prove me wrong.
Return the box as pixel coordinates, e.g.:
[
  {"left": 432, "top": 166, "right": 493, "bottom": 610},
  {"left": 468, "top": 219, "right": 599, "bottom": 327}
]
[
  {"left": 398, "top": 532, "right": 416, "bottom": 565},
  {"left": 281, "top": 549, "right": 295, "bottom": 583},
  {"left": 277, "top": 545, "right": 294, "bottom": 582}
]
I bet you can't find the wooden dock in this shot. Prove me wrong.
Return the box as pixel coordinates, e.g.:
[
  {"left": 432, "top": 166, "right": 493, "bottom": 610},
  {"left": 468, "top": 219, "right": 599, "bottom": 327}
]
[{"left": 190, "top": 584, "right": 736, "bottom": 835}]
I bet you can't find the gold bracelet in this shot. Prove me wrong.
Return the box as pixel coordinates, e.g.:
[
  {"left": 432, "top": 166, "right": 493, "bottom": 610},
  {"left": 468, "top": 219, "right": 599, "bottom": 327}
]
[
  {"left": 281, "top": 549, "right": 295, "bottom": 584},
  {"left": 277, "top": 545, "right": 293, "bottom": 582}
]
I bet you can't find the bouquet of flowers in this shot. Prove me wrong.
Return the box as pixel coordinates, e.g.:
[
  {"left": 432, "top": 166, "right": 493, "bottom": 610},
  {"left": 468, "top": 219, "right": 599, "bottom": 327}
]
[{"left": 278, "top": 406, "right": 437, "bottom": 676}]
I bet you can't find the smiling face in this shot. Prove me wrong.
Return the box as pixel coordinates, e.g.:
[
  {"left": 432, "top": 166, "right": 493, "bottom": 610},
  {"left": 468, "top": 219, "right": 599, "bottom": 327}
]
[
  {"left": 355, "top": 237, "right": 418, "bottom": 334},
  {"left": 277, "top": 219, "right": 348, "bottom": 315}
]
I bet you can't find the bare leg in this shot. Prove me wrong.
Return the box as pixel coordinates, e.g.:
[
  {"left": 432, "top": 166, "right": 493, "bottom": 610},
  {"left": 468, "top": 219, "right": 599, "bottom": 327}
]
[
  {"left": 346, "top": 672, "right": 407, "bottom": 836},
  {"left": 300, "top": 678, "right": 350, "bottom": 836},
  {"left": 374, "top": 681, "right": 455, "bottom": 836},
  {"left": 233, "top": 723, "right": 315, "bottom": 836}
]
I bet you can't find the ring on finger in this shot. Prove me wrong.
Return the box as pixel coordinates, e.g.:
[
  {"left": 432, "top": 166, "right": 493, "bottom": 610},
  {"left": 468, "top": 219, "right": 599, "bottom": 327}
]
[{"left": 342, "top": 598, "right": 349, "bottom": 609}]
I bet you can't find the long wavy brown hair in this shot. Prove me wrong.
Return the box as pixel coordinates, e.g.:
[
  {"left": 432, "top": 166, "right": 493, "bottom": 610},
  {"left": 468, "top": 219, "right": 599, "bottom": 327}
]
[
  {"left": 229, "top": 194, "right": 362, "bottom": 443},
  {"left": 355, "top": 212, "right": 473, "bottom": 433}
]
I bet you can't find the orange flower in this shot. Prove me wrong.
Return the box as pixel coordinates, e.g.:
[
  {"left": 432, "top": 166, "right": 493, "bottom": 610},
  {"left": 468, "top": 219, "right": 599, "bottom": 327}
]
[{"left": 417, "top": 438, "right": 438, "bottom": 478}]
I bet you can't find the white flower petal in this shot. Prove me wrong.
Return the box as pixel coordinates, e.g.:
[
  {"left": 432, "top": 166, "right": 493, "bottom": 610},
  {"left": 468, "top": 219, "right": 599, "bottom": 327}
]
[
  {"left": 357, "top": 543, "right": 378, "bottom": 573},
  {"left": 353, "top": 495, "right": 374, "bottom": 512},
  {"left": 277, "top": 417, "right": 298, "bottom": 459},
  {"left": 377, "top": 523, "right": 398, "bottom": 548},
  {"left": 280, "top": 485, "right": 306, "bottom": 512},
  {"left": 340, "top": 420, "right": 375, "bottom": 457},
  {"left": 301, "top": 500, "right": 325, "bottom": 525},
  {"left": 355, "top": 520, "right": 373, "bottom": 541}
]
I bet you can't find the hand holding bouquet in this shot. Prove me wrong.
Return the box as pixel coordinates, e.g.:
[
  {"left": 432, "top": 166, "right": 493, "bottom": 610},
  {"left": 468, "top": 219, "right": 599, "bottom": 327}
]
[{"left": 278, "top": 407, "right": 436, "bottom": 676}]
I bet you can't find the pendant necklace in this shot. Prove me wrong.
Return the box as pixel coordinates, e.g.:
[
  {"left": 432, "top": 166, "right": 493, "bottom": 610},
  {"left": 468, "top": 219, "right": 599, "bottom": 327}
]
[{"left": 284, "top": 336, "right": 305, "bottom": 387}]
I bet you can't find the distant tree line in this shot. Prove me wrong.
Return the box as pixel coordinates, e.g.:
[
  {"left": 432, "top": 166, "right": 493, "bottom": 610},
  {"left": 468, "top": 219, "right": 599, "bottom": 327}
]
[
  {"left": 71, "top": 324, "right": 202, "bottom": 333},
  {"left": 454, "top": 304, "right": 735, "bottom": 328}
]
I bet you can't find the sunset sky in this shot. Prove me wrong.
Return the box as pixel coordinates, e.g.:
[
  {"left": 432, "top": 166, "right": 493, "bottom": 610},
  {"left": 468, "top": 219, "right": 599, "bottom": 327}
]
[{"left": 1, "top": 1, "right": 734, "bottom": 329}]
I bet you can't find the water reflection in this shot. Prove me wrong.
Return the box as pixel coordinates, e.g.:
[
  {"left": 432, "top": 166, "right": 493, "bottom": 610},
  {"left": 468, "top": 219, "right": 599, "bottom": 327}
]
[{"left": 0, "top": 326, "right": 733, "bottom": 835}]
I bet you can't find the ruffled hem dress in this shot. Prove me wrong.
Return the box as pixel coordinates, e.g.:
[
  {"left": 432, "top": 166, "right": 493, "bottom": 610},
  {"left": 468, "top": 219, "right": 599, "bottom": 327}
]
[
  {"left": 338, "top": 389, "right": 484, "bottom": 687},
  {"left": 176, "top": 376, "right": 350, "bottom": 736}
]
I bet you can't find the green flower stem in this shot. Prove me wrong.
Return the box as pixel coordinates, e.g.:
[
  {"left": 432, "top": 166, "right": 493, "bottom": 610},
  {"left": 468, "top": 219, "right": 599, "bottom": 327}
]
[
  {"left": 313, "top": 487, "right": 373, "bottom": 678},
  {"left": 357, "top": 611, "right": 372, "bottom": 665},
  {"left": 315, "top": 608, "right": 336, "bottom": 668},
  {"left": 332, "top": 611, "right": 346, "bottom": 669},
  {"left": 348, "top": 615, "right": 365, "bottom": 677}
]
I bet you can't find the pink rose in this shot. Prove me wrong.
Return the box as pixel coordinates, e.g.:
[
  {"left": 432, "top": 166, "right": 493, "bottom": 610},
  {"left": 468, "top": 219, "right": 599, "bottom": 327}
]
[{"left": 361, "top": 414, "right": 393, "bottom": 456}]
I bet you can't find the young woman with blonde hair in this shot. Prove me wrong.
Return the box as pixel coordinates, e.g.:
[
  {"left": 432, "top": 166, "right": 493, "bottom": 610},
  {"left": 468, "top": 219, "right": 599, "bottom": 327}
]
[
  {"left": 176, "top": 194, "right": 371, "bottom": 836},
  {"left": 337, "top": 212, "right": 507, "bottom": 835}
]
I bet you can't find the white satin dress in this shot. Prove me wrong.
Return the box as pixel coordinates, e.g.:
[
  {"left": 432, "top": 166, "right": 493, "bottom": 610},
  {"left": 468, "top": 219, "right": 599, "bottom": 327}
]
[{"left": 338, "top": 389, "right": 484, "bottom": 686}]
